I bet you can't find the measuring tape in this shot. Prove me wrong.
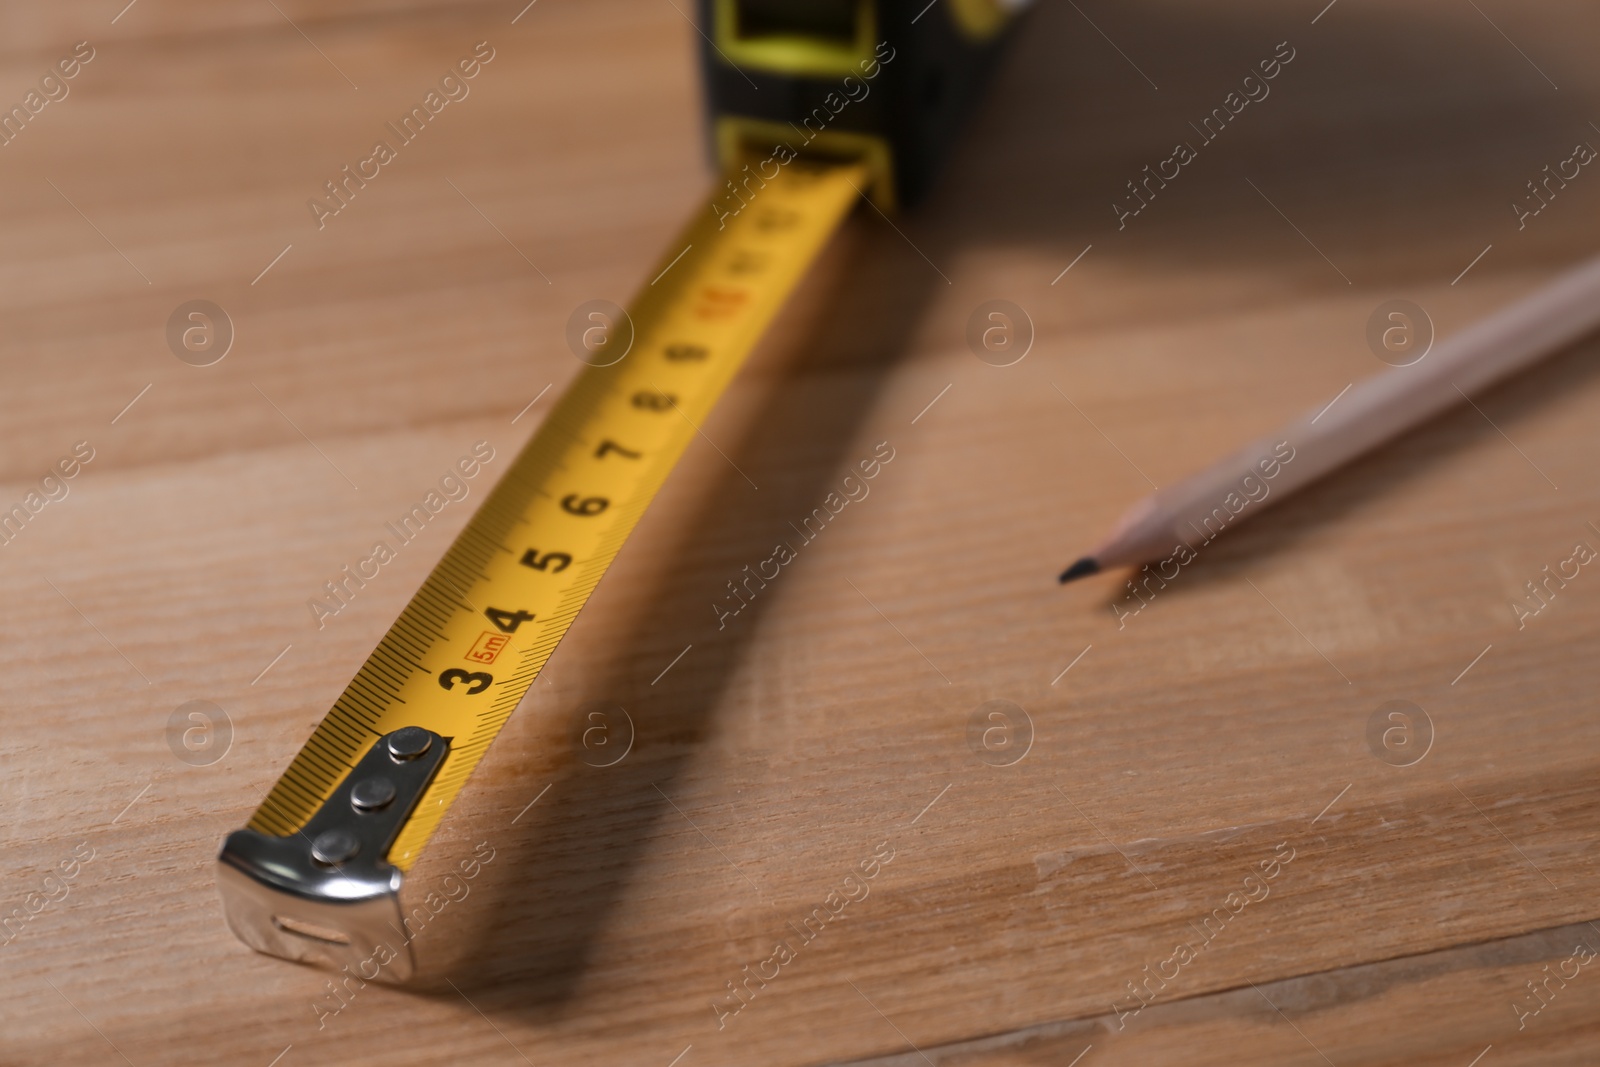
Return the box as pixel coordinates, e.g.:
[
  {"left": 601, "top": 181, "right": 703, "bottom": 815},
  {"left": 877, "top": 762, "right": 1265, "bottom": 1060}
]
[
  {"left": 218, "top": 160, "right": 868, "bottom": 978},
  {"left": 218, "top": 0, "right": 1022, "bottom": 980}
]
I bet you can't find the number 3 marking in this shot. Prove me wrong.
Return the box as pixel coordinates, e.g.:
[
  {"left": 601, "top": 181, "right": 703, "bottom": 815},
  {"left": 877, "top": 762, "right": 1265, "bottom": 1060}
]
[{"left": 439, "top": 668, "right": 492, "bottom": 694}]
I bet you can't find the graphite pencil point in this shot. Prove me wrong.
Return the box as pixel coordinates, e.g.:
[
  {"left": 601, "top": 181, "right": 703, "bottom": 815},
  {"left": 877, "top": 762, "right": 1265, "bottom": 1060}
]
[{"left": 1059, "top": 557, "right": 1100, "bottom": 584}]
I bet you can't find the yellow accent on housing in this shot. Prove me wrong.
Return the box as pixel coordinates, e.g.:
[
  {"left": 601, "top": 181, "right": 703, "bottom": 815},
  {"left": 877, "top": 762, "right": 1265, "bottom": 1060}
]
[
  {"left": 713, "top": 0, "right": 875, "bottom": 77},
  {"left": 948, "top": 0, "right": 1014, "bottom": 41},
  {"left": 247, "top": 161, "right": 867, "bottom": 869},
  {"left": 715, "top": 116, "right": 896, "bottom": 212}
]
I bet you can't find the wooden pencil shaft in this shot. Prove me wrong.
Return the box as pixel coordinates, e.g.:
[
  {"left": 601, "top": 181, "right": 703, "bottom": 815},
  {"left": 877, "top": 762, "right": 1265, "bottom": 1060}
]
[{"left": 1100, "top": 253, "right": 1600, "bottom": 566}]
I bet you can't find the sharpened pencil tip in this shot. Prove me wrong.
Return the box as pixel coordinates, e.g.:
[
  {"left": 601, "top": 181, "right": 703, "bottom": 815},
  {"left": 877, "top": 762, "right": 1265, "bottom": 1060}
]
[{"left": 1059, "top": 558, "right": 1100, "bottom": 584}]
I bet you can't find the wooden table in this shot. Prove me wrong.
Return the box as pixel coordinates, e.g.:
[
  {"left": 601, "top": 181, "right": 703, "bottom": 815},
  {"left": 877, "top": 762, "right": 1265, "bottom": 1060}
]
[{"left": 5, "top": 1, "right": 1600, "bottom": 1064}]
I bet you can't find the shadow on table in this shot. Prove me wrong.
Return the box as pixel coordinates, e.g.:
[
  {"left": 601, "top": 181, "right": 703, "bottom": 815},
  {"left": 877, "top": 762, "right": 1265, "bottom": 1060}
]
[{"left": 427, "top": 215, "right": 944, "bottom": 1014}]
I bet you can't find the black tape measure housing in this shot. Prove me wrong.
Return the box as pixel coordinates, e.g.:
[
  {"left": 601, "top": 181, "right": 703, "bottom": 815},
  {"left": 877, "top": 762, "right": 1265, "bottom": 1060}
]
[{"left": 698, "top": 0, "right": 1022, "bottom": 209}]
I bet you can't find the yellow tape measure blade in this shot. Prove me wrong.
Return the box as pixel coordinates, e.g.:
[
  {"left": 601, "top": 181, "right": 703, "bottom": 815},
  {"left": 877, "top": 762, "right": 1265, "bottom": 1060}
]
[{"left": 247, "top": 160, "right": 867, "bottom": 869}]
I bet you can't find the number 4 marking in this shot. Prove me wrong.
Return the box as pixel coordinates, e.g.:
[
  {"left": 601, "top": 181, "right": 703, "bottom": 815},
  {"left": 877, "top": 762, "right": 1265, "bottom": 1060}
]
[{"left": 485, "top": 607, "right": 535, "bottom": 633}]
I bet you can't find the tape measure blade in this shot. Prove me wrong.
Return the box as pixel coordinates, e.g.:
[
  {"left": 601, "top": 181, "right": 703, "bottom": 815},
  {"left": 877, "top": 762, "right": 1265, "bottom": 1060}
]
[{"left": 248, "top": 160, "right": 867, "bottom": 867}]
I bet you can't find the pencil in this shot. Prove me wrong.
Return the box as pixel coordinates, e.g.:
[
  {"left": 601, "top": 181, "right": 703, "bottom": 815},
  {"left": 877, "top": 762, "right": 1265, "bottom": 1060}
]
[{"left": 1059, "top": 253, "right": 1600, "bottom": 583}]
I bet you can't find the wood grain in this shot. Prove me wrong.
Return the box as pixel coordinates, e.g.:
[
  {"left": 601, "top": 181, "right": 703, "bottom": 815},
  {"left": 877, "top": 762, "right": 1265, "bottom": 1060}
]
[{"left": 4, "top": 1, "right": 1600, "bottom": 1065}]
